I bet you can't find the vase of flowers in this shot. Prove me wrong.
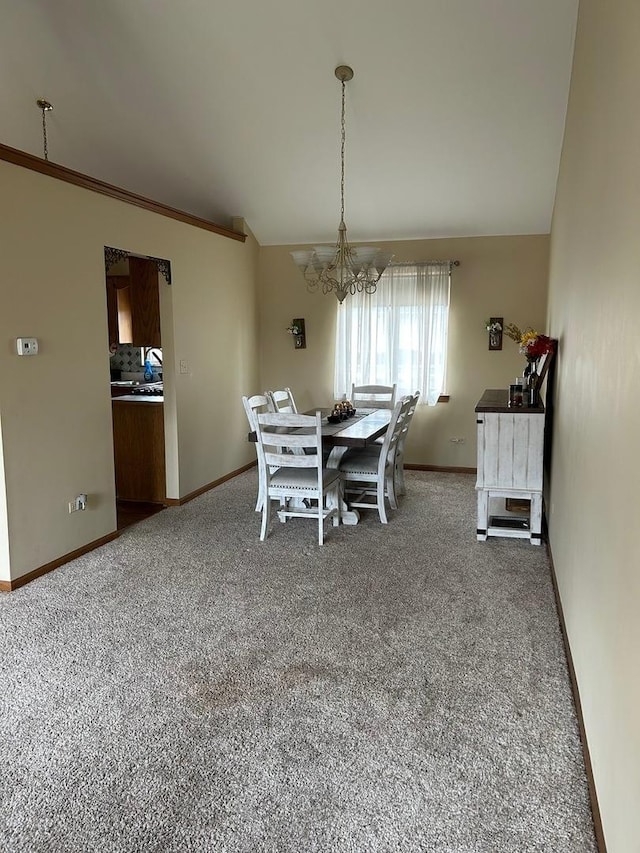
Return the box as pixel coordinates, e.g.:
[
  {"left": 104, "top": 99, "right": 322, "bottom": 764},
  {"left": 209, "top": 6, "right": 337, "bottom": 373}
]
[{"left": 504, "top": 323, "right": 555, "bottom": 405}]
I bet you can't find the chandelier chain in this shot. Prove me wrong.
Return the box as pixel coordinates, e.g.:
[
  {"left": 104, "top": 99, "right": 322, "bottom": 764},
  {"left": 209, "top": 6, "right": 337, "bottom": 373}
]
[
  {"left": 340, "top": 78, "right": 346, "bottom": 225},
  {"left": 289, "top": 65, "right": 393, "bottom": 303},
  {"left": 37, "top": 99, "right": 53, "bottom": 161},
  {"left": 42, "top": 110, "right": 49, "bottom": 161}
]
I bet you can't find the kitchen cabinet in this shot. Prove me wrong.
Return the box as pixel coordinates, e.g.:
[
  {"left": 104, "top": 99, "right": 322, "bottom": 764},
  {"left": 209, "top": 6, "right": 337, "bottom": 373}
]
[
  {"left": 106, "top": 258, "right": 161, "bottom": 347},
  {"left": 128, "top": 257, "right": 161, "bottom": 347},
  {"left": 112, "top": 399, "right": 166, "bottom": 502},
  {"left": 106, "top": 275, "right": 132, "bottom": 346},
  {"left": 475, "top": 388, "right": 545, "bottom": 545}
]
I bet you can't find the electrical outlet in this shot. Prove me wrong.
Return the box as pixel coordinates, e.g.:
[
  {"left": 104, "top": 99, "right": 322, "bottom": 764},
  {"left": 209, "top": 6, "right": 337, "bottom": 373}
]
[
  {"left": 68, "top": 494, "right": 88, "bottom": 513},
  {"left": 179, "top": 359, "right": 189, "bottom": 374},
  {"left": 16, "top": 337, "right": 39, "bottom": 356},
  {"left": 449, "top": 437, "right": 465, "bottom": 444}
]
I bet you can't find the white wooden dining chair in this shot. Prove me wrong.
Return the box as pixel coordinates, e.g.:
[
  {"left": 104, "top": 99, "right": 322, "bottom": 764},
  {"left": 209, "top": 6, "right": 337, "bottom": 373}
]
[
  {"left": 338, "top": 396, "right": 411, "bottom": 523},
  {"left": 242, "top": 394, "right": 273, "bottom": 512},
  {"left": 350, "top": 383, "right": 397, "bottom": 410},
  {"left": 393, "top": 391, "right": 420, "bottom": 497},
  {"left": 266, "top": 387, "right": 310, "bottom": 456},
  {"left": 255, "top": 411, "right": 342, "bottom": 545},
  {"left": 266, "top": 387, "right": 298, "bottom": 414}
]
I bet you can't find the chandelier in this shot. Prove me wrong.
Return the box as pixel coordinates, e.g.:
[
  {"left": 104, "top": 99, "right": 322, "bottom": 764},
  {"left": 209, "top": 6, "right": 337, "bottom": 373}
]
[{"left": 291, "top": 66, "right": 393, "bottom": 304}]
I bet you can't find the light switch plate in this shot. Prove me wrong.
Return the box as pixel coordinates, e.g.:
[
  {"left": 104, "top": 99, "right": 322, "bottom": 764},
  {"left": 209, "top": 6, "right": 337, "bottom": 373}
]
[{"left": 16, "top": 337, "right": 39, "bottom": 356}]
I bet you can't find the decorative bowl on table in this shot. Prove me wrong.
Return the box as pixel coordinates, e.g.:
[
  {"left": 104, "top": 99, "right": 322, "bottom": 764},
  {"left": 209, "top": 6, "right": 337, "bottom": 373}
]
[
  {"left": 332, "top": 401, "right": 356, "bottom": 420},
  {"left": 327, "top": 415, "right": 341, "bottom": 424}
]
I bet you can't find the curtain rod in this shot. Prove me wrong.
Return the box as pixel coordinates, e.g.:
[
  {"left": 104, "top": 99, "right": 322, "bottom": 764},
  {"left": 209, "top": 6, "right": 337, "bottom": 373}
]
[{"left": 389, "top": 259, "right": 460, "bottom": 268}]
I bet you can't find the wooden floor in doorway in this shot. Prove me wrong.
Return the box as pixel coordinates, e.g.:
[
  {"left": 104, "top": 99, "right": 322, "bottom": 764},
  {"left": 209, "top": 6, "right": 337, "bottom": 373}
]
[{"left": 116, "top": 500, "right": 165, "bottom": 531}]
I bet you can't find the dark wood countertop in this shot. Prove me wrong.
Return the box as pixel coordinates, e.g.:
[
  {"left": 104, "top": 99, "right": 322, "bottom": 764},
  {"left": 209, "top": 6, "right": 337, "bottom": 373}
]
[{"left": 475, "top": 388, "right": 544, "bottom": 414}]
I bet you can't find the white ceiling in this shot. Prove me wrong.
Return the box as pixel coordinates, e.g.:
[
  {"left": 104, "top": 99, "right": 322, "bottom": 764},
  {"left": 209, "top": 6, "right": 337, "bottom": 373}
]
[{"left": 0, "top": 0, "right": 578, "bottom": 246}]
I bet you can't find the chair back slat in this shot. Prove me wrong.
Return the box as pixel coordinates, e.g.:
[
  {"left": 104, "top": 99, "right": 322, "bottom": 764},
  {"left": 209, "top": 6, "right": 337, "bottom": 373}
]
[
  {"left": 259, "top": 411, "right": 313, "bottom": 428},
  {"left": 351, "top": 383, "right": 397, "bottom": 410},
  {"left": 261, "top": 432, "right": 316, "bottom": 449},
  {"left": 263, "top": 451, "right": 319, "bottom": 468}
]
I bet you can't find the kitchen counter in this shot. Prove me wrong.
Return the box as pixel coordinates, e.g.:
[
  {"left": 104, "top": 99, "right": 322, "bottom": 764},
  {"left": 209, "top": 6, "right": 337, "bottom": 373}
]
[
  {"left": 112, "top": 396, "right": 165, "bottom": 502},
  {"left": 111, "top": 380, "right": 163, "bottom": 403},
  {"left": 112, "top": 394, "right": 164, "bottom": 403}
]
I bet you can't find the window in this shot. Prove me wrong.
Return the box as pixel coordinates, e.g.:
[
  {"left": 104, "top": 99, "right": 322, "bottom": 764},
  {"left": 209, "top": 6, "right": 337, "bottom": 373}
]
[
  {"left": 142, "top": 346, "right": 163, "bottom": 370},
  {"left": 334, "top": 262, "right": 451, "bottom": 405}
]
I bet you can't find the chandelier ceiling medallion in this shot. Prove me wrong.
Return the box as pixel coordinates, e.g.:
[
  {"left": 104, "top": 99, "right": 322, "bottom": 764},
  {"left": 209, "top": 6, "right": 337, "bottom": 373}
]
[{"left": 291, "top": 66, "right": 393, "bottom": 304}]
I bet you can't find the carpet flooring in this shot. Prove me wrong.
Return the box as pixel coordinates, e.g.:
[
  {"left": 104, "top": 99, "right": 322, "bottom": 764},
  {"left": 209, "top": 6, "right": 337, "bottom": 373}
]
[{"left": 0, "top": 471, "right": 597, "bottom": 852}]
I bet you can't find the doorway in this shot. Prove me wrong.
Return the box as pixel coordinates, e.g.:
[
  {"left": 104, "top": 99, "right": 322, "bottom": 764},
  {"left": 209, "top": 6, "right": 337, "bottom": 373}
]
[{"left": 105, "top": 251, "right": 169, "bottom": 530}]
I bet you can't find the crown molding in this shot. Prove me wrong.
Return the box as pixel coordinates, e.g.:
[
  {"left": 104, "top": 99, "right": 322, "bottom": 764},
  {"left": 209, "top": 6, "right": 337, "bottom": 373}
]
[{"left": 0, "top": 142, "right": 246, "bottom": 243}]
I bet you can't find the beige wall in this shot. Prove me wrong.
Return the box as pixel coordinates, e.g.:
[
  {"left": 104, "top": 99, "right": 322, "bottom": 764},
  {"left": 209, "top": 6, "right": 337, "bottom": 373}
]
[
  {"left": 547, "top": 1, "right": 640, "bottom": 850},
  {"left": 258, "top": 235, "right": 549, "bottom": 467},
  {"left": 0, "top": 161, "right": 259, "bottom": 582}
]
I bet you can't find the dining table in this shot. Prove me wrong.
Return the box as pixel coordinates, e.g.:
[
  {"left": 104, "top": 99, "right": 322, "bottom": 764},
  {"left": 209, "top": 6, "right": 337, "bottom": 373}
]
[
  {"left": 320, "top": 407, "right": 392, "bottom": 523},
  {"left": 248, "top": 407, "right": 392, "bottom": 524}
]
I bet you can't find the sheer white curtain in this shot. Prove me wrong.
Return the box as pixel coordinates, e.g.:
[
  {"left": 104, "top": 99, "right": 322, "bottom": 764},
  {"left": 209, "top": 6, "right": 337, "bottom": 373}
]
[{"left": 334, "top": 262, "right": 451, "bottom": 405}]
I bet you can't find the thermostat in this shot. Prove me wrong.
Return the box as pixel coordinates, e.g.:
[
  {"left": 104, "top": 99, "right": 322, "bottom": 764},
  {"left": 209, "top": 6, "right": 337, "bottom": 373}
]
[{"left": 16, "top": 337, "right": 39, "bottom": 356}]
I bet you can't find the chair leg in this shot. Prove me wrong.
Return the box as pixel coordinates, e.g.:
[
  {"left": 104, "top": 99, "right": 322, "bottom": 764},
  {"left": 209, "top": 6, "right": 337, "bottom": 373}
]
[
  {"left": 387, "top": 469, "right": 399, "bottom": 510},
  {"left": 377, "top": 478, "right": 388, "bottom": 523},
  {"left": 393, "top": 448, "right": 406, "bottom": 497},
  {"left": 255, "top": 463, "right": 265, "bottom": 511},
  {"left": 279, "top": 497, "right": 287, "bottom": 522},
  {"left": 260, "top": 495, "right": 271, "bottom": 541}
]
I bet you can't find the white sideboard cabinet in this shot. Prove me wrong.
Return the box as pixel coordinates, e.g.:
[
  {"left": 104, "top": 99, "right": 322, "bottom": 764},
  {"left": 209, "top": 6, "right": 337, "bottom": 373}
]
[{"left": 475, "top": 389, "right": 545, "bottom": 545}]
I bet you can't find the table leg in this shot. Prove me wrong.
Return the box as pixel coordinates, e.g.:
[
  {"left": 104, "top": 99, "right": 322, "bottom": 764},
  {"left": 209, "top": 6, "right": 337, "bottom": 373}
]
[{"left": 326, "top": 445, "right": 360, "bottom": 525}]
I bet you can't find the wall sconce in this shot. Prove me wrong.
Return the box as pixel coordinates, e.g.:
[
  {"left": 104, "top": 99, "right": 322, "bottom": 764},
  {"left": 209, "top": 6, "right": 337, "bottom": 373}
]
[
  {"left": 486, "top": 317, "right": 503, "bottom": 350},
  {"left": 286, "top": 318, "right": 306, "bottom": 349}
]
